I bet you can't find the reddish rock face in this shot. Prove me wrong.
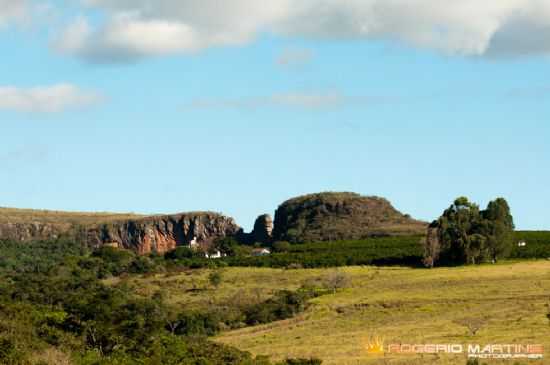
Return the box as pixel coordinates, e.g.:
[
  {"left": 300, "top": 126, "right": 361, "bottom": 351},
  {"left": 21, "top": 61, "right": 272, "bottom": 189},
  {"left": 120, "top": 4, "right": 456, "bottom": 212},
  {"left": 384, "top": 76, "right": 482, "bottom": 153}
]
[
  {"left": 85, "top": 212, "right": 242, "bottom": 254},
  {"left": 0, "top": 211, "right": 242, "bottom": 255}
]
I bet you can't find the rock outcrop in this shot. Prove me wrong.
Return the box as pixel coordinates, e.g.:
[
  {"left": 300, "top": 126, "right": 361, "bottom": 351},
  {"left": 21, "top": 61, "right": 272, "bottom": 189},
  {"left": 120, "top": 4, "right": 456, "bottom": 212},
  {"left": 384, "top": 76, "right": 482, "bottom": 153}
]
[
  {"left": 250, "top": 214, "right": 274, "bottom": 244},
  {"left": 0, "top": 208, "right": 241, "bottom": 255},
  {"left": 273, "top": 192, "right": 427, "bottom": 243},
  {"left": 0, "top": 221, "right": 70, "bottom": 242},
  {"left": 85, "top": 212, "right": 241, "bottom": 254}
]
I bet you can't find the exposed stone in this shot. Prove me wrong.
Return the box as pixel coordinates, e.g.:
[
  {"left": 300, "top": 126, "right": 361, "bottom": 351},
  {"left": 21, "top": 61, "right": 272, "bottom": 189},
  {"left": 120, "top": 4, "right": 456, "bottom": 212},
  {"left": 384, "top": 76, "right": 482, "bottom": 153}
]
[
  {"left": 0, "top": 221, "right": 66, "bottom": 242},
  {"left": 0, "top": 210, "right": 241, "bottom": 255},
  {"left": 250, "top": 214, "right": 273, "bottom": 244},
  {"left": 273, "top": 192, "right": 427, "bottom": 243},
  {"left": 85, "top": 212, "right": 241, "bottom": 254}
]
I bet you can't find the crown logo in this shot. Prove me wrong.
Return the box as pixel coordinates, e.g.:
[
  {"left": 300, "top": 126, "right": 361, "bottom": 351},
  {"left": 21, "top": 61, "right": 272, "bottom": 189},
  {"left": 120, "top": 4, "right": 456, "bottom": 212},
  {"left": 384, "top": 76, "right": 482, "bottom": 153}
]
[{"left": 366, "top": 336, "right": 385, "bottom": 354}]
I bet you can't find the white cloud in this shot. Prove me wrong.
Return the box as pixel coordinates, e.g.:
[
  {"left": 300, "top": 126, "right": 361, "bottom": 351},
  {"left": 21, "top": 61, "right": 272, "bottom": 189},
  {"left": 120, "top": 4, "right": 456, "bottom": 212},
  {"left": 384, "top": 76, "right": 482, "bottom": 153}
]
[
  {"left": 186, "top": 91, "right": 384, "bottom": 110},
  {"left": 0, "top": 84, "right": 103, "bottom": 113},
  {"left": 53, "top": 0, "right": 550, "bottom": 62},
  {"left": 0, "top": 0, "right": 29, "bottom": 27}
]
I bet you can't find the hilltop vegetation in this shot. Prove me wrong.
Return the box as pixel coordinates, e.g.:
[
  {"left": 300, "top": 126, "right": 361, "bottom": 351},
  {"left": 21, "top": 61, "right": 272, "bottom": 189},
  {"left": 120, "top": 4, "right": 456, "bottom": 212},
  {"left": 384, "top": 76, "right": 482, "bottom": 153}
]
[
  {"left": 273, "top": 192, "right": 426, "bottom": 243},
  {"left": 0, "top": 207, "right": 143, "bottom": 225}
]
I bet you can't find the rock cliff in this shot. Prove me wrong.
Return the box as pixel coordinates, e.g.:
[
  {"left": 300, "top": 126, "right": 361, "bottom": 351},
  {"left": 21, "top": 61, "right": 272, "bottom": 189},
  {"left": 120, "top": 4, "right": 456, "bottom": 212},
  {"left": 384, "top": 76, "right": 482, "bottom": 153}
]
[
  {"left": 0, "top": 208, "right": 241, "bottom": 255},
  {"left": 85, "top": 212, "right": 241, "bottom": 254}
]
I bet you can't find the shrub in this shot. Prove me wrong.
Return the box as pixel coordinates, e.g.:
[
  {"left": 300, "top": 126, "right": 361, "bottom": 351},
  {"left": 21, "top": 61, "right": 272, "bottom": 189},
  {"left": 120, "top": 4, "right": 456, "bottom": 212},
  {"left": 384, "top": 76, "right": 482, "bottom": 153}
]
[
  {"left": 273, "top": 241, "right": 291, "bottom": 253},
  {"left": 322, "top": 272, "right": 351, "bottom": 293},
  {"left": 280, "top": 358, "right": 323, "bottom": 365},
  {"left": 164, "top": 246, "right": 196, "bottom": 260},
  {"left": 209, "top": 271, "right": 223, "bottom": 288}
]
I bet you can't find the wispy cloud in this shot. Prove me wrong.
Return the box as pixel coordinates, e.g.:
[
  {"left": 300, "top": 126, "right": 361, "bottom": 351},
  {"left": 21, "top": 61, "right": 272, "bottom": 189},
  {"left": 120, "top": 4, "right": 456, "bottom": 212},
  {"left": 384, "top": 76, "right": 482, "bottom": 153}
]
[
  {"left": 0, "top": 0, "right": 28, "bottom": 27},
  {"left": 276, "top": 48, "right": 314, "bottom": 68},
  {"left": 0, "top": 84, "right": 103, "bottom": 113},
  {"left": 185, "top": 91, "right": 392, "bottom": 111}
]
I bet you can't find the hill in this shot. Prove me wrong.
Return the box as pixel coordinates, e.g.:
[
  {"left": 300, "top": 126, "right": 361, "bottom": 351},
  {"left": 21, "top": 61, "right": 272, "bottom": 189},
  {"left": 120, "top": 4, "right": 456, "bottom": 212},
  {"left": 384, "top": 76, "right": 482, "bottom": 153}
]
[
  {"left": 106, "top": 261, "right": 550, "bottom": 365},
  {"left": 0, "top": 207, "right": 240, "bottom": 254},
  {"left": 272, "top": 192, "right": 427, "bottom": 243}
]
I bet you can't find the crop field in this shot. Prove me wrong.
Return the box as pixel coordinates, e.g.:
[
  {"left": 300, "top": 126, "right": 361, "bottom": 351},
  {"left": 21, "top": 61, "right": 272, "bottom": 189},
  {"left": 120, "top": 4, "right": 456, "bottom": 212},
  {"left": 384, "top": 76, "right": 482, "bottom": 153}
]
[{"left": 118, "top": 260, "right": 550, "bottom": 365}]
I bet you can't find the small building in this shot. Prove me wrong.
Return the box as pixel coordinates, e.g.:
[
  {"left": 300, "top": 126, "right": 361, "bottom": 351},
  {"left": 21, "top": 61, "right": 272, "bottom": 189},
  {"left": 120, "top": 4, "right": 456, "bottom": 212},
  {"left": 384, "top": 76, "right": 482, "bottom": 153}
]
[
  {"left": 251, "top": 248, "right": 271, "bottom": 257},
  {"left": 189, "top": 237, "right": 200, "bottom": 249},
  {"left": 206, "top": 250, "right": 223, "bottom": 259}
]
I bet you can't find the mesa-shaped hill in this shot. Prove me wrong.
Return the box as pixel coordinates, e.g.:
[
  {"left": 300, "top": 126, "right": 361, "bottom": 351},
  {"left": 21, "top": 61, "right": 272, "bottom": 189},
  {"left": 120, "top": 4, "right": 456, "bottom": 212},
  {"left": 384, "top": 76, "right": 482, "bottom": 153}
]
[
  {"left": 0, "top": 207, "right": 144, "bottom": 243},
  {"left": 272, "top": 192, "right": 427, "bottom": 243},
  {"left": 0, "top": 207, "right": 240, "bottom": 254}
]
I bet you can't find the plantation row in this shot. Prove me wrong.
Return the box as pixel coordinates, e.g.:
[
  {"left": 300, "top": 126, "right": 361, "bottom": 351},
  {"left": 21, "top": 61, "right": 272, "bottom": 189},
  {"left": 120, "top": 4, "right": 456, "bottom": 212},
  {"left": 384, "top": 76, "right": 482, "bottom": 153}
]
[
  {"left": 225, "top": 236, "right": 425, "bottom": 268},
  {"left": 511, "top": 231, "right": 550, "bottom": 259}
]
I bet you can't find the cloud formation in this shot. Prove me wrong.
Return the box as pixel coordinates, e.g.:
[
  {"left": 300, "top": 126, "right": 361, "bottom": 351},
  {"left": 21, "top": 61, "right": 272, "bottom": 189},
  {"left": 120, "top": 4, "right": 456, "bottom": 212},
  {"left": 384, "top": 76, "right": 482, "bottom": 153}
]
[
  {"left": 0, "top": 0, "right": 29, "bottom": 27},
  {"left": 186, "top": 91, "right": 386, "bottom": 110},
  {"left": 0, "top": 84, "right": 103, "bottom": 113},
  {"left": 53, "top": 0, "right": 550, "bottom": 62}
]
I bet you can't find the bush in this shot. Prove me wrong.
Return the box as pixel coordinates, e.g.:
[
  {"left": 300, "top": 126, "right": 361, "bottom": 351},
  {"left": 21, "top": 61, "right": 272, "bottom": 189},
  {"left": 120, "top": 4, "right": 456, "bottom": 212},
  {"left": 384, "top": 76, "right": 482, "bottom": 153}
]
[
  {"left": 0, "top": 337, "right": 22, "bottom": 365},
  {"left": 273, "top": 241, "right": 291, "bottom": 253},
  {"left": 164, "top": 246, "right": 196, "bottom": 260},
  {"left": 209, "top": 271, "right": 223, "bottom": 288},
  {"left": 280, "top": 358, "right": 323, "bottom": 365},
  {"left": 244, "top": 290, "right": 316, "bottom": 326},
  {"left": 322, "top": 272, "right": 351, "bottom": 293}
]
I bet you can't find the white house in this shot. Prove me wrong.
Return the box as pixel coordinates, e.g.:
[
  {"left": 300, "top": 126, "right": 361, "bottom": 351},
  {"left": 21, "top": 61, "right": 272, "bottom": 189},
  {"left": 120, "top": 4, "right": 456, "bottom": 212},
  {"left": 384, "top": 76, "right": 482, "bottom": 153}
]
[
  {"left": 189, "top": 237, "right": 199, "bottom": 249},
  {"left": 206, "top": 250, "right": 223, "bottom": 259},
  {"left": 251, "top": 248, "right": 271, "bottom": 257}
]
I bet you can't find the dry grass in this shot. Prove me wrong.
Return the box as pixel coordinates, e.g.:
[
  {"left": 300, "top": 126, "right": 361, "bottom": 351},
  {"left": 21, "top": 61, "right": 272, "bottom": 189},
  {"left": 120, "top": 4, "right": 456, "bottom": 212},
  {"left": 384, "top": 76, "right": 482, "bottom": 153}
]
[
  {"left": 0, "top": 207, "right": 144, "bottom": 226},
  {"left": 123, "top": 261, "right": 550, "bottom": 365}
]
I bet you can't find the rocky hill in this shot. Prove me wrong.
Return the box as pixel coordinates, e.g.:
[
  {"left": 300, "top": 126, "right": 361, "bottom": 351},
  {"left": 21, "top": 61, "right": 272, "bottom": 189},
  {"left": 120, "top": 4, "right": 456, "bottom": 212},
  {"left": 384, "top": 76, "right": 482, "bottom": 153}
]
[
  {"left": 0, "top": 192, "right": 427, "bottom": 251},
  {"left": 86, "top": 212, "right": 240, "bottom": 254},
  {"left": 272, "top": 192, "right": 427, "bottom": 243},
  {"left": 0, "top": 207, "right": 240, "bottom": 254}
]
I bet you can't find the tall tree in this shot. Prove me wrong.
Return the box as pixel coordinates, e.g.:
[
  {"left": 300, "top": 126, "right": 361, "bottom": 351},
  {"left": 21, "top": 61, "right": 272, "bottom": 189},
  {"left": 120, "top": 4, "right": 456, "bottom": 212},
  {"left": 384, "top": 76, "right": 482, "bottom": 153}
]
[
  {"left": 424, "top": 197, "right": 514, "bottom": 267},
  {"left": 481, "top": 198, "right": 515, "bottom": 262}
]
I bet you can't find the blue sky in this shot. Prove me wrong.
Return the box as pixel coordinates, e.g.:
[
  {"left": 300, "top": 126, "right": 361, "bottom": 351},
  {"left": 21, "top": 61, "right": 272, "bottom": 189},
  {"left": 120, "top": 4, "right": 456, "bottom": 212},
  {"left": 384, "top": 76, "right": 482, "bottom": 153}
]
[{"left": 1, "top": 1, "right": 550, "bottom": 230}]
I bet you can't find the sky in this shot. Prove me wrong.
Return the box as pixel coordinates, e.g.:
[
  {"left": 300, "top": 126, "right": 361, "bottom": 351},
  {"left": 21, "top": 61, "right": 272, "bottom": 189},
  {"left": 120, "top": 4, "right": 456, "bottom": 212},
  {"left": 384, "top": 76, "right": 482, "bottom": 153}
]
[{"left": 1, "top": 0, "right": 550, "bottom": 231}]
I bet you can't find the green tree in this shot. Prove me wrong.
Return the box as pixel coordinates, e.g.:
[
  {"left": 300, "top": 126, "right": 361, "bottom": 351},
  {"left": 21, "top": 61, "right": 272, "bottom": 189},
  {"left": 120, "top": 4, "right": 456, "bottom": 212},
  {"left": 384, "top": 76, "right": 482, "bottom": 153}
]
[
  {"left": 213, "top": 237, "right": 240, "bottom": 256},
  {"left": 426, "top": 197, "right": 514, "bottom": 266},
  {"left": 481, "top": 198, "right": 515, "bottom": 262},
  {"left": 272, "top": 241, "right": 291, "bottom": 253}
]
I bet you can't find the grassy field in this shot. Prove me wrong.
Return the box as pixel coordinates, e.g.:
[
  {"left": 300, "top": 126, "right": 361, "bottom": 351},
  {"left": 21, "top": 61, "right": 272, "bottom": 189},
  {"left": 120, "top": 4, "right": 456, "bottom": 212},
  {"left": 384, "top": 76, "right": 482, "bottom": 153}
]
[{"left": 115, "top": 260, "right": 550, "bottom": 365}]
